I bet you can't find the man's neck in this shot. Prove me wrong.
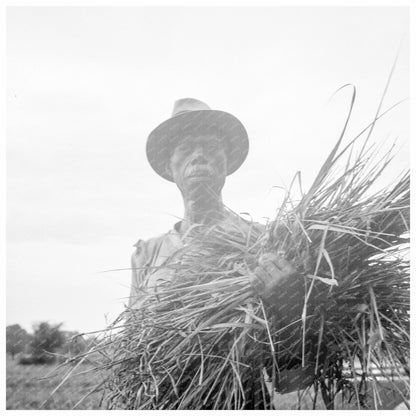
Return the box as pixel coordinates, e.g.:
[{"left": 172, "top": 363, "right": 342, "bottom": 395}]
[{"left": 179, "top": 194, "right": 226, "bottom": 234}]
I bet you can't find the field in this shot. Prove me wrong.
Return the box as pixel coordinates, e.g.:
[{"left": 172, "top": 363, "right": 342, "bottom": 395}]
[
  {"left": 6, "top": 355, "right": 409, "bottom": 410},
  {"left": 6, "top": 356, "right": 105, "bottom": 410}
]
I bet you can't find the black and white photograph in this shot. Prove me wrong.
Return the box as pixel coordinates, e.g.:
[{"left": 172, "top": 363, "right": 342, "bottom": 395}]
[{"left": 5, "top": 3, "right": 411, "bottom": 411}]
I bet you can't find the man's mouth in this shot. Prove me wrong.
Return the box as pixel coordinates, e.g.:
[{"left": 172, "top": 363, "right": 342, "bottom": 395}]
[
  {"left": 189, "top": 172, "right": 211, "bottom": 178},
  {"left": 186, "top": 168, "right": 213, "bottom": 179}
]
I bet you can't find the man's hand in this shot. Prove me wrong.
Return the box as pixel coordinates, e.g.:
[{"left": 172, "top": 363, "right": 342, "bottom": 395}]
[{"left": 250, "top": 252, "right": 298, "bottom": 300}]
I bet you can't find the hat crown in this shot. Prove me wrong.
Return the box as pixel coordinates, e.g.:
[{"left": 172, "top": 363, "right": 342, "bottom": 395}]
[{"left": 172, "top": 98, "right": 211, "bottom": 117}]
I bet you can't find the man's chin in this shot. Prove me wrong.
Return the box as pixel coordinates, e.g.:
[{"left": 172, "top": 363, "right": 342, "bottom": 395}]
[{"left": 184, "top": 179, "right": 220, "bottom": 194}]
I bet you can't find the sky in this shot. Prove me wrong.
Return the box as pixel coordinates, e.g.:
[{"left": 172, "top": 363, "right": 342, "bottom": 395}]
[{"left": 6, "top": 6, "right": 409, "bottom": 333}]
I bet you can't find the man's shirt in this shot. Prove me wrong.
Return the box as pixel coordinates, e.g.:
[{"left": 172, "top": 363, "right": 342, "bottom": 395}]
[
  {"left": 128, "top": 212, "right": 324, "bottom": 395},
  {"left": 129, "top": 224, "right": 182, "bottom": 308},
  {"left": 129, "top": 211, "right": 263, "bottom": 308}
]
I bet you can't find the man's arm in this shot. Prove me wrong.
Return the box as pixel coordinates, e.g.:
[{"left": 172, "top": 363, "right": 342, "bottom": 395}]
[{"left": 249, "top": 253, "right": 330, "bottom": 393}]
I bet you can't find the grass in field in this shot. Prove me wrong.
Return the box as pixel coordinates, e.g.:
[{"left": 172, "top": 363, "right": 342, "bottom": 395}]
[
  {"left": 6, "top": 355, "right": 408, "bottom": 410},
  {"left": 6, "top": 356, "right": 105, "bottom": 410},
  {"left": 272, "top": 378, "right": 409, "bottom": 410}
]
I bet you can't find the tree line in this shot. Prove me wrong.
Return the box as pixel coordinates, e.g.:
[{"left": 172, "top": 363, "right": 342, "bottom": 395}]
[{"left": 6, "top": 322, "right": 94, "bottom": 365}]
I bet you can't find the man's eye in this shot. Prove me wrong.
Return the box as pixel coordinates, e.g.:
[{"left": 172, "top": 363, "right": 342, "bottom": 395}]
[
  {"left": 204, "top": 144, "right": 219, "bottom": 153},
  {"left": 177, "top": 145, "right": 191, "bottom": 154}
]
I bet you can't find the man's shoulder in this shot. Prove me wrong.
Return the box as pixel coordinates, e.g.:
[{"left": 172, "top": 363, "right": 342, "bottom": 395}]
[
  {"left": 133, "top": 231, "right": 170, "bottom": 248},
  {"left": 131, "top": 214, "right": 265, "bottom": 256},
  {"left": 133, "top": 228, "right": 178, "bottom": 253},
  {"left": 131, "top": 229, "right": 179, "bottom": 268}
]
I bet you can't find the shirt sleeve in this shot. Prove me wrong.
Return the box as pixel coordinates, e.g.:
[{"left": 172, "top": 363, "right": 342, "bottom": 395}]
[{"left": 129, "top": 239, "right": 147, "bottom": 308}]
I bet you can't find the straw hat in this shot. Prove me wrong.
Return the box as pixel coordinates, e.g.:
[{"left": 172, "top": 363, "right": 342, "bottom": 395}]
[{"left": 146, "top": 98, "right": 249, "bottom": 181}]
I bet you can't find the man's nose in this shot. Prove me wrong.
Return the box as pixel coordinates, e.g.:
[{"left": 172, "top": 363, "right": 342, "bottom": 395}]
[{"left": 190, "top": 147, "right": 208, "bottom": 164}]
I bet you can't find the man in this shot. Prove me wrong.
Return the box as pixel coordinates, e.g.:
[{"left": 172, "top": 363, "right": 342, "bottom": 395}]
[{"left": 129, "top": 98, "right": 323, "bottom": 408}]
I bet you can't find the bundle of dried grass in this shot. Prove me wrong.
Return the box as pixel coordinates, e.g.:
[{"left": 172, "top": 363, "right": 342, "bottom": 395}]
[
  {"left": 94, "top": 92, "right": 408, "bottom": 410},
  {"left": 51, "top": 87, "right": 409, "bottom": 410}
]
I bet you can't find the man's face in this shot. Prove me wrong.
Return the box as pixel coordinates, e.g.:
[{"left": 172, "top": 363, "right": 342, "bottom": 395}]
[{"left": 167, "top": 134, "right": 227, "bottom": 198}]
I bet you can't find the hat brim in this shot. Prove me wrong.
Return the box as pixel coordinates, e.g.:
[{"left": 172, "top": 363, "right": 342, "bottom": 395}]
[{"left": 146, "top": 110, "right": 249, "bottom": 182}]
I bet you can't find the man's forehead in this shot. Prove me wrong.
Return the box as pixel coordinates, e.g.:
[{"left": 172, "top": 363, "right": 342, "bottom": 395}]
[{"left": 175, "top": 133, "right": 224, "bottom": 147}]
